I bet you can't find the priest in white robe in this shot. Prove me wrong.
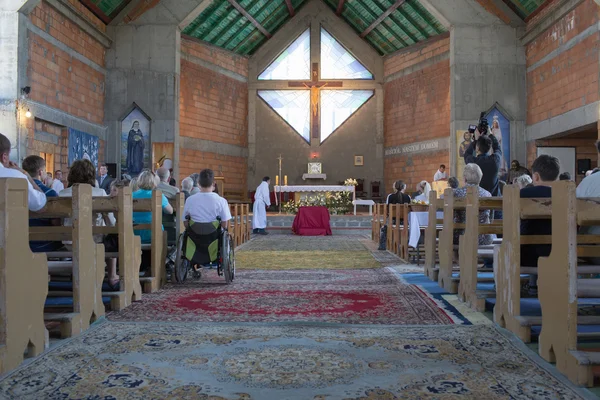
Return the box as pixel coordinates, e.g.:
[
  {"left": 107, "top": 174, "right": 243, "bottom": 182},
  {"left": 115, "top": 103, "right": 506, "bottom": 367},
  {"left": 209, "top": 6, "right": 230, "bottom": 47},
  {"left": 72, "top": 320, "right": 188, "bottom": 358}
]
[{"left": 253, "top": 177, "right": 271, "bottom": 235}]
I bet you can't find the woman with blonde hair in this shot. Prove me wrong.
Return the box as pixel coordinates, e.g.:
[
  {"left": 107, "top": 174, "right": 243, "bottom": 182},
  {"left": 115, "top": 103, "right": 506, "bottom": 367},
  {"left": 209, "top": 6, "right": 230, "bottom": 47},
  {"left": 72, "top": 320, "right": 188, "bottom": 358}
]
[
  {"left": 132, "top": 170, "right": 173, "bottom": 244},
  {"left": 513, "top": 174, "right": 533, "bottom": 189}
]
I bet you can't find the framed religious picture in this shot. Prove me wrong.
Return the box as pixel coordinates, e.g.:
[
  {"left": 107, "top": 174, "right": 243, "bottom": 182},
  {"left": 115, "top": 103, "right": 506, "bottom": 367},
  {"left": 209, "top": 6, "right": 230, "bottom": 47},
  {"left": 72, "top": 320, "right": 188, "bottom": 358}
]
[
  {"left": 308, "top": 162, "right": 322, "bottom": 174},
  {"left": 121, "top": 104, "right": 151, "bottom": 177},
  {"left": 354, "top": 155, "right": 364, "bottom": 166}
]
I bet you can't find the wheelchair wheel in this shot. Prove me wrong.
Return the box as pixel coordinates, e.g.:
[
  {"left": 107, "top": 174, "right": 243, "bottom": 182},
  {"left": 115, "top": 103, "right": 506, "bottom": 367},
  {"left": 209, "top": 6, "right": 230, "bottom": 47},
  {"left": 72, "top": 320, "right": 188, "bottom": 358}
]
[
  {"left": 174, "top": 233, "right": 190, "bottom": 283},
  {"left": 221, "top": 232, "right": 235, "bottom": 284}
]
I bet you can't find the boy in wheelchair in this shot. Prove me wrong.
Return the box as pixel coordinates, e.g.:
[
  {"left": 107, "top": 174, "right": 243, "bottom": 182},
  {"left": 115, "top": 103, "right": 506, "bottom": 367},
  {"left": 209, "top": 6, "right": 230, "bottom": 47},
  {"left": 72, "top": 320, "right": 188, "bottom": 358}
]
[{"left": 176, "top": 169, "right": 233, "bottom": 281}]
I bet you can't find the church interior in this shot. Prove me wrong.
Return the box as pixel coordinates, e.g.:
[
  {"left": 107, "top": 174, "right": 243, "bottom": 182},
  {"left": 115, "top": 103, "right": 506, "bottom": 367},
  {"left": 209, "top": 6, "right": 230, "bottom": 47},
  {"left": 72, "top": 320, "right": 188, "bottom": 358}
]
[{"left": 2, "top": 0, "right": 600, "bottom": 398}]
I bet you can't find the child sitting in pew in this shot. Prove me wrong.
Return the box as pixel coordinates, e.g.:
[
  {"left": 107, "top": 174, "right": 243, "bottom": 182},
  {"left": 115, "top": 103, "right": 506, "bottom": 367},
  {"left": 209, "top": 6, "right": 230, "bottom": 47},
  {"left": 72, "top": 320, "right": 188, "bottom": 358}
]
[
  {"left": 453, "top": 163, "right": 495, "bottom": 246},
  {"left": 22, "top": 155, "right": 64, "bottom": 253},
  {"left": 520, "top": 155, "right": 560, "bottom": 294},
  {"left": 59, "top": 159, "right": 120, "bottom": 290}
]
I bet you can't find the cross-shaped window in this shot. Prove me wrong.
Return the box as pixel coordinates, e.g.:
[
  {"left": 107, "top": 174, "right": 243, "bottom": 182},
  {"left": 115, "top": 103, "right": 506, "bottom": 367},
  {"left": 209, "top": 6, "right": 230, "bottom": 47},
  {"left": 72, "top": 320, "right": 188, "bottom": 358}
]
[{"left": 257, "top": 27, "right": 374, "bottom": 144}]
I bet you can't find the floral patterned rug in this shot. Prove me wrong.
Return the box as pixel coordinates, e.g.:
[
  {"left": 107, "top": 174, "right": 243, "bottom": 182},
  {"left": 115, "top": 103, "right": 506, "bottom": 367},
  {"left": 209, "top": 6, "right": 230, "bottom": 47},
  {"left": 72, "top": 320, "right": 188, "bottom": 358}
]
[
  {"left": 107, "top": 268, "right": 459, "bottom": 324},
  {"left": 236, "top": 250, "right": 381, "bottom": 269},
  {"left": 1, "top": 322, "right": 593, "bottom": 399}
]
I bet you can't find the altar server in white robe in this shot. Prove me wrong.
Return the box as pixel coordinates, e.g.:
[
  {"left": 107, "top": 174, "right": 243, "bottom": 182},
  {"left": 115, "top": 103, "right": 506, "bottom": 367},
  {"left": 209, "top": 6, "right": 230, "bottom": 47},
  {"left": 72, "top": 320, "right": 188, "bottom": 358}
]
[{"left": 253, "top": 176, "right": 271, "bottom": 235}]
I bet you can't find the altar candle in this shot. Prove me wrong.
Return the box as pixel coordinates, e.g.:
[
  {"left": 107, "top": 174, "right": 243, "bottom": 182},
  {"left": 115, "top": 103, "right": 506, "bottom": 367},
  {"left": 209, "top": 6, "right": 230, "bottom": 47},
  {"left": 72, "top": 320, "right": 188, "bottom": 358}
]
[
  {"left": 276, "top": 176, "right": 279, "bottom": 185},
  {"left": 284, "top": 175, "right": 288, "bottom": 186}
]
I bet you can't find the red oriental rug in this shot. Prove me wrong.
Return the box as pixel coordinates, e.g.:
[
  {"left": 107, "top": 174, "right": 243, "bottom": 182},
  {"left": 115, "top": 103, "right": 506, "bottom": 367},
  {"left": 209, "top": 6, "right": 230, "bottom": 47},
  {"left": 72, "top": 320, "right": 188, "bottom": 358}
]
[{"left": 108, "top": 268, "right": 460, "bottom": 325}]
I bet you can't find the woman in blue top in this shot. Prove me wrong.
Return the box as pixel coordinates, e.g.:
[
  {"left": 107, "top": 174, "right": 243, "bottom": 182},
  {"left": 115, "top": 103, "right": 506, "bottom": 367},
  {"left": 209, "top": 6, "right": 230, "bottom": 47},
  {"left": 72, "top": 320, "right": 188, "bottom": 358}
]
[{"left": 132, "top": 170, "right": 173, "bottom": 243}]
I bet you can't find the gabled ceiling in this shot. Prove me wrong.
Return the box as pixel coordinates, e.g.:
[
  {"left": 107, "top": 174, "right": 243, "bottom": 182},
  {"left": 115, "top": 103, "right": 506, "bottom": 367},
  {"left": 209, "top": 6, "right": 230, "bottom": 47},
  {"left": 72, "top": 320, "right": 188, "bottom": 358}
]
[
  {"left": 181, "top": 0, "right": 447, "bottom": 56},
  {"left": 80, "top": 0, "right": 133, "bottom": 23},
  {"left": 502, "top": 0, "right": 547, "bottom": 20}
]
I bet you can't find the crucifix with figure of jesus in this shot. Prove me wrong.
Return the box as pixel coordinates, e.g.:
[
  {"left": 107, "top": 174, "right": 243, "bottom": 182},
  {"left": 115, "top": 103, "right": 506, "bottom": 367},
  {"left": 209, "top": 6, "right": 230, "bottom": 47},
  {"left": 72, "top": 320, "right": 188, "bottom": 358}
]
[{"left": 288, "top": 63, "right": 342, "bottom": 139}]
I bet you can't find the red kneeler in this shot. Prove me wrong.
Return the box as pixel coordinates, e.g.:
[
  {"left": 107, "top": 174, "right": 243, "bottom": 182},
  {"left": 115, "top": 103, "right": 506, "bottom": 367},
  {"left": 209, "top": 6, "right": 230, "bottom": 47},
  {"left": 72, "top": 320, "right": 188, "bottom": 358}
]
[{"left": 292, "top": 206, "right": 332, "bottom": 236}]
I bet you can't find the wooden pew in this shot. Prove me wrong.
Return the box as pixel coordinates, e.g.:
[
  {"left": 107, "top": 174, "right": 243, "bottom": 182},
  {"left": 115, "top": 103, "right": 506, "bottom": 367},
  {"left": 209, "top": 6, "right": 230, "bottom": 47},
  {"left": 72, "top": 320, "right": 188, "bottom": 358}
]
[
  {"left": 493, "top": 184, "right": 553, "bottom": 343},
  {"left": 457, "top": 186, "right": 503, "bottom": 311},
  {"left": 372, "top": 203, "right": 387, "bottom": 245},
  {"left": 33, "top": 187, "right": 143, "bottom": 312},
  {"left": 424, "top": 191, "right": 443, "bottom": 280},
  {"left": 538, "top": 181, "right": 600, "bottom": 387},
  {"left": 29, "top": 184, "right": 105, "bottom": 338},
  {"left": 386, "top": 204, "right": 399, "bottom": 254},
  {"left": 0, "top": 178, "right": 48, "bottom": 373},
  {"left": 437, "top": 188, "right": 460, "bottom": 292}
]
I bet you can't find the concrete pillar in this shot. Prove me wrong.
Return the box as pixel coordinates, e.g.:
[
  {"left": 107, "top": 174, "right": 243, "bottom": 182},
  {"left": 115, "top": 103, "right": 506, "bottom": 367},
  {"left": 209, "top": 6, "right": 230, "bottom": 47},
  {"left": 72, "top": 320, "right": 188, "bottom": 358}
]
[
  {"left": 449, "top": 23, "right": 526, "bottom": 176},
  {"left": 0, "top": 0, "right": 38, "bottom": 162},
  {"left": 104, "top": 24, "right": 181, "bottom": 179}
]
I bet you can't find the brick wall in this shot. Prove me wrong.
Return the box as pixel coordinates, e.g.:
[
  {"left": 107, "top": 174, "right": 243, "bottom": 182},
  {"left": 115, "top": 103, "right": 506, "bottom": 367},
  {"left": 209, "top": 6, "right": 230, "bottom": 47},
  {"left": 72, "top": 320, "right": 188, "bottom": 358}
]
[
  {"left": 26, "top": 1, "right": 106, "bottom": 168},
  {"left": 179, "top": 38, "right": 249, "bottom": 194},
  {"left": 383, "top": 37, "right": 450, "bottom": 192},
  {"left": 526, "top": 0, "right": 600, "bottom": 126}
]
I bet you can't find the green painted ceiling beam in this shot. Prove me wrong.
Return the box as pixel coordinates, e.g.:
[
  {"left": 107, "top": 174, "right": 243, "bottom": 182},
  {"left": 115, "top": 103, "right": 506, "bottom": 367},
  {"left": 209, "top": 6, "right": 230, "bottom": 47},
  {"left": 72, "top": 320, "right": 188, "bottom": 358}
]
[
  {"left": 345, "top": 1, "right": 397, "bottom": 53},
  {"left": 224, "top": 0, "right": 274, "bottom": 49},
  {"left": 406, "top": 2, "right": 441, "bottom": 35},
  {"left": 211, "top": 0, "right": 262, "bottom": 45}
]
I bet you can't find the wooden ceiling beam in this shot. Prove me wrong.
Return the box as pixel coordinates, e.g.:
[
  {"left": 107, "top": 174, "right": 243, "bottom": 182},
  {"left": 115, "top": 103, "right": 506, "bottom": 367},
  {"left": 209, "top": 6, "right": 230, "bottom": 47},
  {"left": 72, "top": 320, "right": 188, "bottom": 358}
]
[
  {"left": 336, "top": 0, "right": 345, "bottom": 15},
  {"left": 226, "top": 0, "right": 272, "bottom": 38},
  {"left": 360, "top": 0, "right": 406, "bottom": 38},
  {"left": 285, "top": 0, "right": 295, "bottom": 16}
]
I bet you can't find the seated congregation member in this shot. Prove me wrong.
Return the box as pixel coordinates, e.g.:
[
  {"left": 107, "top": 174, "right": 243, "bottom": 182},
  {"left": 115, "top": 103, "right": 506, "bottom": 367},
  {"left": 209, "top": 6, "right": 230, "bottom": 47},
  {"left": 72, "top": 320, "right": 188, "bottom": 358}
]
[
  {"left": 414, "top": 181, "right": 432, "bottom": 203},
  {"left": 514, "top": 174, "right": 533, "bottom": 189},
  {"left": 156, "top": 167, "right": 179, "bottom": 199},
  {"left": 181, "top": 177, "right": 193, "bottom": 201},
  {"left": 22, "top": 155, "right": 63, "bottom": 253},
  {"left": 520, "top": 155, "right": 560, "bottom": 272},
  {"left": 52, "top": 170, "right": 65, "bottom": 192},
  {"left": 190, "top": 173, "right": 201, "bottom": 195},
  {"left": 132, "top": 170, "right": 173, "bottom": 244},
  {"left": 0, "top": 133, "right": 46, "bottom": 211},
  {"left": 507, "top": 160, "right": 530, "bottom": 185},
  {"left": 559, "top": 172, "right": 571, "bottom": 181},
  {"left": 59, "top": 159, "right": 120, "bottom": 289},
  {"left": 183, "top": 169, "right": 231, "bottom": 229},
  {"left": 576, "top": 141, "right": 600, "bottom": 263},
  {"left": 386, "top": 180, "right": 411, "bottom": 204},
  {"left": 448, "top": 177, "right": 459, "bottom": 189},
  {"left": 452, "top": 163, "right": 495, "bottom": 246}
]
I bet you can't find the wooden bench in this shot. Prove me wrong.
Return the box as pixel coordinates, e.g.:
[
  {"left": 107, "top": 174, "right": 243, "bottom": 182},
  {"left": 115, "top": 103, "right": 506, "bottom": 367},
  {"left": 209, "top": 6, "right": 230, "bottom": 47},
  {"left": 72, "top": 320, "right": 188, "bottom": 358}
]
[
  {"left": 438, "top": 188, "right": 502, "bottom": 294},
  {"left": 493, "top": 184, "right": 554, "bottom": 343},
  {"left": 424, "top": 192, "right": 443, "bottom": 280},
  {"left": 0, "top": 178, "right": 48, "bottom": 373},
  {"left": 537, "top": 181, "right": 600, "bottom": 387},
  {"left": 456, "top": 186, "right": 503, "bottom": 311},
  {"left": 29, "top": 184, "right": 105, "bottom": 338},
  {"left": 372, "top": 203, "right": 387, "bottom": 245},
  {"left": 228, "top": 203, "right": 251, "bottom": 247}
]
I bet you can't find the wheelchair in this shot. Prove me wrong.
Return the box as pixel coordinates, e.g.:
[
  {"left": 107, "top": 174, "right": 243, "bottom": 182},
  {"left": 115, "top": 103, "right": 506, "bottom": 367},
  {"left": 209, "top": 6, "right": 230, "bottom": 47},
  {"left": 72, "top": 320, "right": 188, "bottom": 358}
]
[{"left": 172, "top": 218, "right": 235, "bottom": 284}]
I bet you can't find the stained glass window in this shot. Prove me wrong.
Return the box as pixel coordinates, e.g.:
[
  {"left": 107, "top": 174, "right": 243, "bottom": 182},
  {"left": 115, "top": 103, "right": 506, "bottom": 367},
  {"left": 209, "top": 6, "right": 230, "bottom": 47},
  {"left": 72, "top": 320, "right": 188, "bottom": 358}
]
[
  {"left": 258, "top": 90, "right": 311, "bottom": 142},
  {"left": 320, "top": 90, "right": 373, "bottom": 142},
  {"left": 321, "top": 29, "right": 373, "bottom": 80},
  {"left": 258, "top": 29, "right": 310, "bottom": 80}
]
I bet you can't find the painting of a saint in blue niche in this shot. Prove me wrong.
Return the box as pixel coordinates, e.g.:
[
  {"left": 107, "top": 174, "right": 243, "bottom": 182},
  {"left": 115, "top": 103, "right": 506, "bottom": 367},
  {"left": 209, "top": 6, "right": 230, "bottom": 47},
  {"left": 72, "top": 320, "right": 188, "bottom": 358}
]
[
  {"left": 121, "top": 106, "right": 150, "bottom": 176},
  {"left": 485, "top": 107, "right": 510, "bottom": 177}
]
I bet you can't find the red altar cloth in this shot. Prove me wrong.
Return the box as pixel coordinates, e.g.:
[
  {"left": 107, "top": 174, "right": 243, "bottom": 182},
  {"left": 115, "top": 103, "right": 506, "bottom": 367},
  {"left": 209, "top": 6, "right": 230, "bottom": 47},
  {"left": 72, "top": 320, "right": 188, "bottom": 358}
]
[{"left": 292, "top": 206, "right": 332, "bottom": 236}]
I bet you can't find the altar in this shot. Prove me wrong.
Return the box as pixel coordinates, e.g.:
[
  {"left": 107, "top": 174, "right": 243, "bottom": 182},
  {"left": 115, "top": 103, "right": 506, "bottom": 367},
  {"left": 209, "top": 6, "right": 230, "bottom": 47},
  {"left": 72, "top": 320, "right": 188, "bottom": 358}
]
[{"left": 274, "top": 185, "right": 356, "bottom": 203}]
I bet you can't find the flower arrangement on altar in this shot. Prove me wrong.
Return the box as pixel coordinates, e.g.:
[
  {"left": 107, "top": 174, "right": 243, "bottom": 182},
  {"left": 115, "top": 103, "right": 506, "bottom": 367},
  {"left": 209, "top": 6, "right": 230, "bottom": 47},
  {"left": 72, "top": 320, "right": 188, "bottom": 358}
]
[{"left": 282, "top": 178, "right": 357, "bottom": 215}]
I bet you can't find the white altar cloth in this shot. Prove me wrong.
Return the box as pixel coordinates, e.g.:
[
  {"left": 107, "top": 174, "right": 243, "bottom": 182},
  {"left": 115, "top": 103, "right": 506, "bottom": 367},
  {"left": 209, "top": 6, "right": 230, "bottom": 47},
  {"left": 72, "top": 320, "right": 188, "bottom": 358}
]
[
  {"left": 274, "top": 185, "right": 355, "bottom": 195},
  {"left": 408, "top": 211, "right": 444, "bottom": 248}
]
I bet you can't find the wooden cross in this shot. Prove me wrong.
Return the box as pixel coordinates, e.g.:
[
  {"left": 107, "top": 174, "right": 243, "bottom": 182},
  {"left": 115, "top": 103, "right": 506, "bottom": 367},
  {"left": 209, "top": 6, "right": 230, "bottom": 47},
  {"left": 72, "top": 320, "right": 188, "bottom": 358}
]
[{"left": 288, "top": 63, "right": 342, "bottom": 139}]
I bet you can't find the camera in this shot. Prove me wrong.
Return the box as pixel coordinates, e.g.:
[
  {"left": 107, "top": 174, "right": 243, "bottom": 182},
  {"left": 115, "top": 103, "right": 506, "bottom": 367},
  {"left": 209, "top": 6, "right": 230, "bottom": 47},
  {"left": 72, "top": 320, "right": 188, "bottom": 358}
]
[{"left": 477, "top": 112, "right": 489, "bottom": 136}]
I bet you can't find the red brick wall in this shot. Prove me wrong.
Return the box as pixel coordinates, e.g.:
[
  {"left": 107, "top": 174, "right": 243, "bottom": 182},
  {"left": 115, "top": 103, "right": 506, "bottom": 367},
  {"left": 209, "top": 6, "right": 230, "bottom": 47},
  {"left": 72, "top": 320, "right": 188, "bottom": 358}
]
[
  {"left": 383, "top": 35, "right": 449, "bottom": 77},
  {"left": 383, "top": 39, "right": 450, "bottom": 192},
  {"left": 526, "top": 0, "right": 600, "bottom": 126},
  {"left": 25, "top": 1, "right": 106, "bottom": 169},
  {"left": 179, "top": 38, "right": 249, "bottom": 194}
]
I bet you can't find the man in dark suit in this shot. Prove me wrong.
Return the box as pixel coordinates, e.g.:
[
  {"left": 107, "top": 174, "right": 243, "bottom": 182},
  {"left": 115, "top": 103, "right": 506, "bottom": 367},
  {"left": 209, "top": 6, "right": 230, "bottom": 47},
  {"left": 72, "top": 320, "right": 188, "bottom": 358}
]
[{"left": 97, "top": 163, "right": 114, "bottom": 195}]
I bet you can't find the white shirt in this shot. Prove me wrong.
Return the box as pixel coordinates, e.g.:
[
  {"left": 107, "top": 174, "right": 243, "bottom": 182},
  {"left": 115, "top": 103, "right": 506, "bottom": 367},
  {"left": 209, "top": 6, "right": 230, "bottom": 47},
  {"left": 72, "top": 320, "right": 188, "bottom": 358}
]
[
  {"left": 434, "top": 170, "right": 448, "bottom": 181},
  {"left": 51, "top": 179, "right": 64, "bottom": 192},
  {"left": 576, "top": 172, "right": 600, "bottom": 198},
  {"left": 0, "top": 163, "right": 46, "bottom": 211},
  {"left": 59, "top": 187, "right": 115, "bottom": 244},
  {"left": 184, "top": 192, "right": 231, "bottom": 223}
]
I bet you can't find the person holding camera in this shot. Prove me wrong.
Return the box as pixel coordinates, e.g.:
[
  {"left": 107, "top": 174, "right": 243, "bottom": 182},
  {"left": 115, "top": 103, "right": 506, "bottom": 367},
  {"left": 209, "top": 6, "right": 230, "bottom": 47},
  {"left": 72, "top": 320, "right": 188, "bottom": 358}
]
[{"left": 463, "top": 118, "right": 502, "bottom": 197}]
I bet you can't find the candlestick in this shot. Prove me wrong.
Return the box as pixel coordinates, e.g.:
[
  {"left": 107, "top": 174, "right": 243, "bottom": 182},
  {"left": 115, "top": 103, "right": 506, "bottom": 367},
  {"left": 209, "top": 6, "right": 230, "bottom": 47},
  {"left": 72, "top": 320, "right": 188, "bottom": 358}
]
[
  {"left": 284, "top": 175, "right": 288, "bottom": 186},
  {"left": 276, "top": 175, "right": 279, "bottom": 185}
]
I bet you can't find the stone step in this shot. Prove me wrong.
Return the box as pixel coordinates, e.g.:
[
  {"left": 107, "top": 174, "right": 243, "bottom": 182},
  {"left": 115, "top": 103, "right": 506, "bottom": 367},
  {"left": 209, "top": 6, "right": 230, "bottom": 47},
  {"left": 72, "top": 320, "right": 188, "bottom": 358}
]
[{"left": 267, "top": 215, "right": 373, "bottom": 228}]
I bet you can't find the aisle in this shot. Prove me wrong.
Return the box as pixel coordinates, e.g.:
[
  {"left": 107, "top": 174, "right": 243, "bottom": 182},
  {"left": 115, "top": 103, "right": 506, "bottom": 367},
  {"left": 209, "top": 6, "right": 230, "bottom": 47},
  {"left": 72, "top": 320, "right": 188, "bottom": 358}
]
[{"left": 0, "top": 235, "right": 594, "bottom": 399}]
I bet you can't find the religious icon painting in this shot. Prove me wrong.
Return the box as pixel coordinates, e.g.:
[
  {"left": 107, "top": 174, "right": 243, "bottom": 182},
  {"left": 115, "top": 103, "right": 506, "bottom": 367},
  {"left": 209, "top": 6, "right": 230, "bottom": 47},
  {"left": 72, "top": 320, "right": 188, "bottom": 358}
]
[
  {"left": 354, "top": 155, "right": 364, "bottom": 166},
  {"left": 485, "top": 103, "right": 511, "bottom": 178},
  {"left": 120, "top": 104, "right": 151, "bottom": 177}
]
